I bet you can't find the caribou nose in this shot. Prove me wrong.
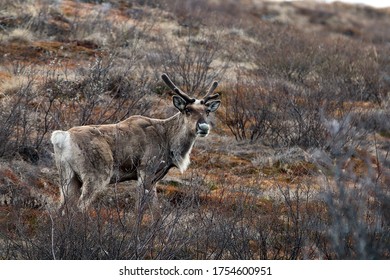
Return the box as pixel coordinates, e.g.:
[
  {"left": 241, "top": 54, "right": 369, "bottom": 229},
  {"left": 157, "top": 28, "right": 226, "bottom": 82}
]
[{"left": 197, "top": 122, "right": 210, "bottom": 137}]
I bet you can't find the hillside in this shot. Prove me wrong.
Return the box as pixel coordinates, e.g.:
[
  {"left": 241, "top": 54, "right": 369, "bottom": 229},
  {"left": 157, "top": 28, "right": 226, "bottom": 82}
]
[{"left": 0, "top": 0, "right": 389, "bottom": 259}]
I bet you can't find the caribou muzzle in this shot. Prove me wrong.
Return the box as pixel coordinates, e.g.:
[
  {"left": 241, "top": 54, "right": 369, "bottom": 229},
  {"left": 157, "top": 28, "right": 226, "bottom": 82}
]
[{"left": 196, "top": 122, "right": 210, "bottom": 137}]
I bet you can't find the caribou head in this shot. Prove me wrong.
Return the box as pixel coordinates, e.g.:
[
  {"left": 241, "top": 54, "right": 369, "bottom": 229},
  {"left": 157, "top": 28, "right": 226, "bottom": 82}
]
[{"left": 161, "top": 73, "right": 220, "bottom": 137}]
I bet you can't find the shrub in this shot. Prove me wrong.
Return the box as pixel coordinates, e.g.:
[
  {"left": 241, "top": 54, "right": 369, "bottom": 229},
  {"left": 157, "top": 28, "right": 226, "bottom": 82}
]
[
  {"left": 149, "top": 29, "right": 226, "bottom": 97},
  {"left": 321, "top": 147, "right": 390, "bottom": 259},
  {"left": 223, "top": 72, "right": 328, "bottom": 148}
]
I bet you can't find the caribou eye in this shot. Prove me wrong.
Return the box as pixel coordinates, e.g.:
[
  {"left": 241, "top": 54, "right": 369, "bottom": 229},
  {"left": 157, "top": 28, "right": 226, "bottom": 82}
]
[
  {"left": 185, "top": 108, "right": 192, "bottom": 115},
  {"left": 206, "top": 109, "right": 210, "bottom": 116}
]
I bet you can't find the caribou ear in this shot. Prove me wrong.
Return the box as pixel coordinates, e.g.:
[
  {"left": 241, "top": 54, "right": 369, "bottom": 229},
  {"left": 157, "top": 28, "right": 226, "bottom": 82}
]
[
  {"left": 173, "top": 95, "right": 187, "bottom": 111},
  {"left": 206, "top": 100, "right": 220, "bottom": 112}
]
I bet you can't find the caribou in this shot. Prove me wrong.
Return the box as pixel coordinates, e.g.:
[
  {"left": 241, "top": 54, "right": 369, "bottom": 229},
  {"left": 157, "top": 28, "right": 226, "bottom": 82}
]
[{"left": 51, "top": 74, "right": 221, "bottom": 215}]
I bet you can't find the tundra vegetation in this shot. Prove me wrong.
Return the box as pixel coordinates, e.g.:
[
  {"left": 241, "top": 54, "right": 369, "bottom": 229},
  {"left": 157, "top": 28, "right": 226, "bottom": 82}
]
[{"left": 0, "top": 0, "right": 389, "bottom": 259}]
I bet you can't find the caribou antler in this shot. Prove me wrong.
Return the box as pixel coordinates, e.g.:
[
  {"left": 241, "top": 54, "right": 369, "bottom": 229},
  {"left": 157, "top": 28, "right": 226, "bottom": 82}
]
[
  {"left": 161, "top": 73, "right": 196, "bottom": 104},
  {"left": 202, "top": 81, "right": 220, "bottom": 104}
]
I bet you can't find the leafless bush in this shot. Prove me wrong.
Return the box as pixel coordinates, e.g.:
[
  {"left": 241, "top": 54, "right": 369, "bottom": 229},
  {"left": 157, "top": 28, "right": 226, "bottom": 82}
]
[
  {"left": 161, "top": 0, "right": 214, "bottom": 26},
  {"left": 1, "top": 153, "right": 389, "bottom": 260},
  {"left": 224, "top": 23, "right": 384, "bottom": 148},
  {"left": 250, "top": 25, "right": 317, "bottom": 87},
  {"left": 316, "top": 39, "right": 381, "bottom": 104},
  {"left": 149, "top": 29, "right": 227, "bottom": 97},
  {"left": 45, "top": 56, "right": 153, "bottom": 128},
  {"left": 25, "top": 4, "right": 72, "bottom": 40},
  {"left": 250, "top": 24, "right": 382, "bottom": 104},
  {"left": 0, "top": 177, "right": 213, "bottom": 260},
  {"left": 320, "top": 147, "right": 390, "bottom": 259},
  {"left": 348, "top": 106, "right": 390, "bottom": 137},
  {"left": 224, "top": 73, "right": 328, "bottom": 148},
  {"left": 0, "top": 75, "right": 53, "bottom": 159}
]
